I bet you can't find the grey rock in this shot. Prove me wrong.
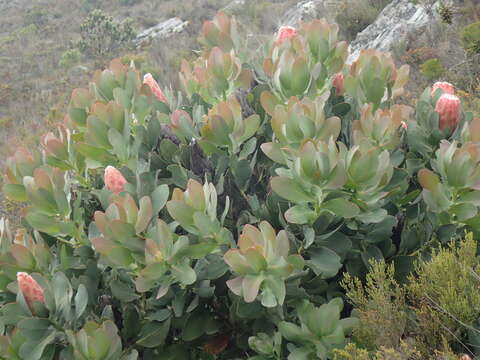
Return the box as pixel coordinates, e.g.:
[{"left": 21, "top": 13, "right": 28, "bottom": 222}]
[
  {"left": 135, "top": 17, "right": 189, "bottom": 46},
  {"left": 223, "top": 0, "right": 247, "bottom": 12},
  {"left": 347, "top": 0, "right": 439, "bottom": 63},
  {"left": 280, "top": 0, "right": 339, "bottom": 27}
]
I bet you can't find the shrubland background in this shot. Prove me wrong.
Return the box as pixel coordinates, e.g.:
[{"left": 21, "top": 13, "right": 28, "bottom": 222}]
[
  {"left": 0, "top": 0, "right": 480, "bottom": 221},
  {"left": 0, "top": 0, "right": 479, "bottom": 220},
  {"left": 0, "top": 0, "right": 480, "bottom": 174},
  {"left": 0, "top": 0, "right": 480, "bottom": 358}
]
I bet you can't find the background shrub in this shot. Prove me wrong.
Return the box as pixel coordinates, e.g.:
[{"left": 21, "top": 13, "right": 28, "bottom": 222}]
[
  {"left": 59, "top": 48, "right": 81, "bottom": 69},
  {"left": 77, "top": 9, "right": 136, "bottom": 58},
  {"left": 420, "top": 58, "right": 445, "bottom": 79},
  {"left": 460, "top": 21, "right": 480, "bottom": 55}
]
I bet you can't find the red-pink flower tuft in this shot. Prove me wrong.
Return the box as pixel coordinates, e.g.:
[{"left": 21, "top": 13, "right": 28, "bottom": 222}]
[
  {"left": 431, "top": 81, "right": 455, "bottom": 97},
  {"left": 333, "top": 73, "right": 344, "bottom": 96},
  {"left": 435, "top": 93, "right": 461, "bottom": 131},
  {"left": 17, "top": 272, "right": 44, "bottom": 312},
  {"left": 104, "top": 166, "right": 127, "bottom": 194},
  {"left": 275, "top": 26, "right": 297, "bottom": 45},
  {"left": 143, "top": 73, "right": 168, "bottom": 103}
]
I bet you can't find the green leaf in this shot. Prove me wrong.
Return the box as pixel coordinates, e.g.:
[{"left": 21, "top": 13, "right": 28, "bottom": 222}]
[
  {"left": 10, "top": 244, "right": 36, "bottom": 269},
  {"left": 392, "top": 256, "right": 415, "bottom": 283},
  {"left": 182, "top": 311, "right": 209, "bottom": 341},
  {"left": 167, "top": 164, "right": 188, "bottom": 188},
  {"left": 19, "top": 329, "right": 56, "bottom": 360},
  {"left": 136, "top": 318, "right": 171, "bottom": 348},
  {"left": 1, "top": 303, "right": 30, "bottom": 325},
  {"left": 176, "top": 243, "right": 217, "bottom": 259},
  {"left": 172, "top": 263, "right": 196, "bottom": 285},
  {"left": 307, "top": 246, "right": 342, "bottom": 279},
  {"left": 332, "top": 102, "right": 351, "bottom": 117},
  {"left": 3, "top": 184, "right": 27, "bottom": 202},
  {"left": 285, "top": 205, "right": 317, "bottom": 224},
  {"left": 25, "top": 212, "right": 61, "bottom": 235},
  {"left": 108, "top": 128, "right": 128, "bottom": 162},
  {"left": 278, "top": 322, "right": 306, "bottom": 342},
  {"left": 146, "top": 309, "right": 171, "bottom": 322},
  {"left": 232, "top": 159, "right": 252, "bottom": 190},
  {"left": 135, "top": 196, "right": 153, "bottom": 234},
  {"left": 74, "top": 284, "right": 88, "bottom": 318},
  {"left": 260, "top": 91, "right": 280, "bottom": 116},
  {"left": 322, "top": 198, "right": 359, "bottom": 218},
  {"left": 166, "top": 200, "right": 195, "bottom": 227},
  {"left": 242, "top": 274, "right": 264, "bottom": 303},
  {"left": 270, "top": 177, "right": 311, "bottom": 203},
  {"left": 53, "top": 272, "right": 73, "bottom": 320},
  {"left": 111, "top": 279, "right": 140, "bottom": 302},
  {"left": 17, "top": 318, "right": 51, "bottom": 341},
  {"left": 151, "top": 184, "right": 170, "bottom": 215},
  {"left": 365, "top": 216, "right": 396, "bottom": 244},
  {"left": 361, "top": 245, "right": 384, "bottom": 267}
]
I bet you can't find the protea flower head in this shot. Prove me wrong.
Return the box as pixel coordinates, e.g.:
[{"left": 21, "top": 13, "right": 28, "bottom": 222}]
[
  {"left": 333, "top": 72, "right": 344, "bottom": 96},
  {"left": 435, "top": 93, "right": 461, "bottom": 132},
  {"left": 104, "top": 166, "right": 127, "bottom": 194},
  {"left": 17, "top": 272, "right": 44, "bottom": 312},
  {"left": 143, "top": 73, "right": 168, "bottom": 103},
  {"left": 431, "top": 81, "right": 455, "bottom": 97},
  {"left": 275, "top": 26, "right": 297, "bottom": 45}
]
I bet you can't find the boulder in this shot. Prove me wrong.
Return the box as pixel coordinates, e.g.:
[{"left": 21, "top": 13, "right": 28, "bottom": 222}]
[
  {"left": 135, "top": 17, "right": 189, "bottom": 46},
  {"left": 280, "top": 0, "right": 339, "bottom": 27},
  {"left": 347, "top": 0, "right": 438, "bottom": 63}
]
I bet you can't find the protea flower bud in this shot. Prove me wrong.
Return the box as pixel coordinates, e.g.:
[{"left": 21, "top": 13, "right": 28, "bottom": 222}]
[
  {"left": 460, "top": 355, "right": 472, "bottom": 360},
  {"left": 333, "top": 73, "right": 344, "bottom": 96},
  {"left": 143, "top": 73, "right": 168, "bottom": 103},
  {"left": 435, "top": 94, "right": 461, "bottom": 131},
  {"left": 275, "top": 26, "right": 297, "bottom": 45},
  {"left": 17, "top": 272, "right": 44, "bottom": 312},
  {"left": 104, "top": 166, "right": 127, "bottom": 194},
  {"left": 431, "top": 81, "right": 455, "bottom": 97}
]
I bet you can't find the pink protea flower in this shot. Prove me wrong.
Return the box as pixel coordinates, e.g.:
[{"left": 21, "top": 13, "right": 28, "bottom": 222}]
[
  {"left": 435, "top": 93, "right": 461, "bottom": 131},
  {"left": 431, "top": 81, "right": 455, "bottom": 97},
  {"left": 400, "top": 121, "right": 408, "bottom": 130},
  {"left": 17, "top": 272, "right": 44, "bottom": 312},
  {"left": 333, "top": 73, "right": 344, "bottom": 96},
  {"left": 143, "top": 73, "right": 168, "bottom": 103},
  {"left": 275, "top": 26, "right": 297, "bottom": 45},
  {"left": 104, "top": 166, "right": 127, "bottom": 194}
]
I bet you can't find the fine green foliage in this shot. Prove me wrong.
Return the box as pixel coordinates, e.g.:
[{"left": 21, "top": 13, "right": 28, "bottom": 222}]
[
  {"left": 420, "top": 58, "right": 445, "bottom": 80},
  {"left": 332, "top": 342, "right": 421, "bottom": 360},
  {"left": 460, "top": 22, "right": 480, "bottom": 55},
  {"left": 0, "top": 10, "right": 480, "bottom": 360},
  {"left": 341, "top": 235, "right": 480, "bottom": 358},
  {"left": 342, "top": 261, "right": 407, "bottom": 350},
  {"left": 77, "top": 9, "right": 136, "bottom": 58},
  {"left": 408, "top": 234, "right": 480, "bottom": 353},
  {"left": 59, "top": 48, "right": 81, "bottom": 69}
]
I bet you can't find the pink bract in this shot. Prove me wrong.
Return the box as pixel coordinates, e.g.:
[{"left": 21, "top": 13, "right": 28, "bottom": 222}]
[
  {"left": 143, "top": 73, "right": 168, "bottom": 103},
  {"left": 104, "top": 166, "right": 127, "bottom": 194}
]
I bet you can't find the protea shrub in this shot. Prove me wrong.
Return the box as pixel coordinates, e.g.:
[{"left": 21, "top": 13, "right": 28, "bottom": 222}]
[{"left": 0, "top": 12, "right": 478, "bottom": 360}]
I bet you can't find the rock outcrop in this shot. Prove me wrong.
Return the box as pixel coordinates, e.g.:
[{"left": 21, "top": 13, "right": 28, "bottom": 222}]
[
  {"left": 135, "top": 17, "right": 189, "bottom": 46},
  {"left": 280, "top": 0, "right": 339, "bottom": 27},
  {"left": 347, "top": 0, "right": 438, "bottom": 63}
]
